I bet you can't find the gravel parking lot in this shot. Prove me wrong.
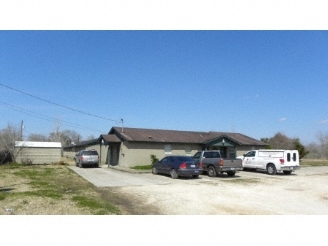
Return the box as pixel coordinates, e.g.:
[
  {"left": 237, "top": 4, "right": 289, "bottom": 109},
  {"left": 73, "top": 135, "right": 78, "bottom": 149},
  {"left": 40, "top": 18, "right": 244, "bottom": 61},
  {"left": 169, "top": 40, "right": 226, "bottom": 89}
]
[{"left": 70, "top": 166, "right": 328, "bottom": 215}]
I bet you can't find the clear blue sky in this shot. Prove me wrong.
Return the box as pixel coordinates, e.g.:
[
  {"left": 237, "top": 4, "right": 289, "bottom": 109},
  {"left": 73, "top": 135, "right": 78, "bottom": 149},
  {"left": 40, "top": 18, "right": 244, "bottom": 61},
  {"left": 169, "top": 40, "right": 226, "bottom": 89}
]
[{"left": 1, "top": 31, "right": 328, "bottom": 144}]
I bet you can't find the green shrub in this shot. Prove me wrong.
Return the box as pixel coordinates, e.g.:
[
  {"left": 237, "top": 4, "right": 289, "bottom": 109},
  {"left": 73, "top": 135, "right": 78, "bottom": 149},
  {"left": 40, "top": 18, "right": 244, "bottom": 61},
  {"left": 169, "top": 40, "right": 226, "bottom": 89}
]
[
  {"left": 150, "top": 154, "right": 159, "bottom": 164},
  {"left": 131, "top": 165, "right": 152, "bottom": 170}
]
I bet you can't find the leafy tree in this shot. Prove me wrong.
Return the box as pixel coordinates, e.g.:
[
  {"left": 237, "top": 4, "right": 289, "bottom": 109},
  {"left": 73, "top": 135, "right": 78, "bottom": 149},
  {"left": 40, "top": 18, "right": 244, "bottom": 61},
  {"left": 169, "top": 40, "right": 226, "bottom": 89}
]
[
  {"left": 293, "top": 138, "right": 309, "bottom": 159},
  {"left": 261, "top": 132, "right": 309, "bottom": 158}
]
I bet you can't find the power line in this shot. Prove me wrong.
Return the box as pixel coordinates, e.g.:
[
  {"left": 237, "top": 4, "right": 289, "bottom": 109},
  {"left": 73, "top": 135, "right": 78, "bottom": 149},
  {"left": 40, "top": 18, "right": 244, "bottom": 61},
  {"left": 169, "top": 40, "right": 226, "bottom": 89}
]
[
  {"left": 0, "top": 101, "right": 104, "bottom": 134},
  {"left": 0, "top": 83, "right": 119, "bottom": 122}
]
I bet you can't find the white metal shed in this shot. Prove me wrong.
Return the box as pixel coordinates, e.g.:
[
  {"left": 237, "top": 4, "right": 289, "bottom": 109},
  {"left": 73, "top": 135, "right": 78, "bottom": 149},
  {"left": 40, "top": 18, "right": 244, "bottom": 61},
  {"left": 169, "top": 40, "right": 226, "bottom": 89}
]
[{"left": 15, "top": 141, "right": 62, "bottom": 164}]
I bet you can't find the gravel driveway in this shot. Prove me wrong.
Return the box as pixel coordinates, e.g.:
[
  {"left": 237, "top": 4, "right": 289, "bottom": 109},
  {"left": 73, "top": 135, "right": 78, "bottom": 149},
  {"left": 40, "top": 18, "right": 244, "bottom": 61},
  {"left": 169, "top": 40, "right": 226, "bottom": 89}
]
[{"left": 70, "top": 166, "right": 328, "bottom": 215}]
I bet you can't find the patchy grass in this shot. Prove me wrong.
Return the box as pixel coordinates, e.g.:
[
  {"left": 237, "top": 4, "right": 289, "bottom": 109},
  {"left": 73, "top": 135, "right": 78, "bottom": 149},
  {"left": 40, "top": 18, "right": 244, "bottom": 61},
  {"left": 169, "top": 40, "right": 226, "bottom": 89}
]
[
  {"left": 301, "top": 159, "right": 328, "bottom": 166},
  {"left": 130, "top": 164, "right": 152, "bottom": 170},
  {"left": 72, "top": 195, "right": 120, "bottom": 215},
  {"left": 0, "top": 163, "right": 121, "bottom": 215}
]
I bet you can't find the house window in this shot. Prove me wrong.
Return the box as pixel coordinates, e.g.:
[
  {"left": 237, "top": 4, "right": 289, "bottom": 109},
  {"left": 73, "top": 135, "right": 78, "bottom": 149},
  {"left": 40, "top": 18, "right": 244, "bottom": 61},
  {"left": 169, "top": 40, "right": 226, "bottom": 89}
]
[
  {"left": 185, "top": 146, "right": 192, "bottom": 156},
  {"left": 164, "top": 145, "right": 172, "bottom": 155}
]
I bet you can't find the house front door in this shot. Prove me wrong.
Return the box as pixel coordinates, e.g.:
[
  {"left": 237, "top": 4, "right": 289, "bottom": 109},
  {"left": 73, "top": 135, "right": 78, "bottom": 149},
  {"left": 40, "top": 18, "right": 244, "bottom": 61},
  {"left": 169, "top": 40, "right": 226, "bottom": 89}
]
[{"left": 220, "top": 147, "right": 227, "bottom": 158}]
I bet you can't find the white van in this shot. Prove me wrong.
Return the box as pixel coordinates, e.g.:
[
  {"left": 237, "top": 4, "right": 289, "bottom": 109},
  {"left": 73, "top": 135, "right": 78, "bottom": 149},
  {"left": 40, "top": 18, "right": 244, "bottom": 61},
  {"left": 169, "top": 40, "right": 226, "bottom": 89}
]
[{"left": 238, "top": 149, "right": 300, "bottom": 175}]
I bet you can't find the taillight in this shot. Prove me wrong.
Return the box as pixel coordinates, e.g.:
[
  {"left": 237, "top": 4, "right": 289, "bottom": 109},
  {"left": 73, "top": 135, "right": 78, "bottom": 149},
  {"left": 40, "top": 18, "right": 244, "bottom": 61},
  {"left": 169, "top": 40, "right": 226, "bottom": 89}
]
[
  {"left": 179, "top": 163, "right": 187, "bottom": 169},
  {"left": 219, "top": 159, "right": 224, "bottom": 166},
  {"left": 199, "top": 163, "right": 203, "bottom": 168},
  {"left": 280, "top": 159, "right": 285, "bottom": 165}
]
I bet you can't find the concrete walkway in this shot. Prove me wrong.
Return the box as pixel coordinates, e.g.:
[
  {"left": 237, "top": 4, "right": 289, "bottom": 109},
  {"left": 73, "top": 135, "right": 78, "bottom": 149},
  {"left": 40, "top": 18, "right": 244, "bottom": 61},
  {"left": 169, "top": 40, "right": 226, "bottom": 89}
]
[{"left": 69, "top": 165, "right": 170, "bottom": 187}]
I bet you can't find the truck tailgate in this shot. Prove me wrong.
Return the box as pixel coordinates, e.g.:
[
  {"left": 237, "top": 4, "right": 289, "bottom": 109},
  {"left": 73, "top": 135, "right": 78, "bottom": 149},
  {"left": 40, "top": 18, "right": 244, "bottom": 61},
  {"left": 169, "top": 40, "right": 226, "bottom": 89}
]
[{"left": 223, "top": 159, "right": 243, "bottom": 169}]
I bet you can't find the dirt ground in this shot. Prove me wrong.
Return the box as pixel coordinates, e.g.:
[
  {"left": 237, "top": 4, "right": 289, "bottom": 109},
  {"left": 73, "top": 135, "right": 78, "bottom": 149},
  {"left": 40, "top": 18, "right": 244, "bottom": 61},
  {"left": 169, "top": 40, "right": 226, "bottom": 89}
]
[{"left": 99, "top": 166, "right": 328, "bottom": 215}]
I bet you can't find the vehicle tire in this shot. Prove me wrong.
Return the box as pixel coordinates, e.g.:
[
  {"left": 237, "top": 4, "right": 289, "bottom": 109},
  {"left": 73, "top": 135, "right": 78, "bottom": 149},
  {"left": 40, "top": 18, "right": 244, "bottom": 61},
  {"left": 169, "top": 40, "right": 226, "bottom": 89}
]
[
  {"left": 170, "top": 169, "right": 178, "bottom": 179},
  {"left": 266, "top": 164, "right": 276, "bottom": 175},
  {"left": 227, "top": 171, "right": 236, "bottom": 177},
  {"left": 152, "top": 167, "right": 158, "bottom": 175},
  {"left": 208, "top": 166, "right": 217, "bottom": 177},
  {"left": 283, "top": 170, "right": 292, "bottom": 175},
  {"left": 192, "top": 175, "right": 199, "bottom": 179}
]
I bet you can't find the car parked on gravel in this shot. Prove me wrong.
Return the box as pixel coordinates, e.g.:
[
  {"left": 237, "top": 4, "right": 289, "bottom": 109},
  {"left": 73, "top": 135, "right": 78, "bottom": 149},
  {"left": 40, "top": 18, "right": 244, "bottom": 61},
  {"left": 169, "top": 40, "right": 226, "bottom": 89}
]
[
  {"left": 75, "top": 150, "right": 99, "bottom": 168},
  {"left": 152, "top": 155, "right": 203, "bottom": 179}
]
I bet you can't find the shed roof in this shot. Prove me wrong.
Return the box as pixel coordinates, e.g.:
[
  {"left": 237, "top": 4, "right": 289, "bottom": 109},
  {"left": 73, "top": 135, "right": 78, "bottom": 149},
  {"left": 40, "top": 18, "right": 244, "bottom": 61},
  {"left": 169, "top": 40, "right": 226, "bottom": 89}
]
[{"left": 15, "top": 141, "right": 62, "bottom": 148}]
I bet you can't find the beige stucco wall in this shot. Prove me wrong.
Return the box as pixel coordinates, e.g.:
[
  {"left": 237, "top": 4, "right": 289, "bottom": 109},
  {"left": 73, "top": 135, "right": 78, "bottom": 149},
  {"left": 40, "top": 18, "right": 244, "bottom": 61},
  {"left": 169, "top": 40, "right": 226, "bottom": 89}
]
[
  {"left": 64, "top": 142, "right": 267, "bottom": 167},
  {"left": 118, "top": 142, "right": 202, "bottom": 167},
  {"left": 15, "top": 147, "right": 61, "bottom": 164}
]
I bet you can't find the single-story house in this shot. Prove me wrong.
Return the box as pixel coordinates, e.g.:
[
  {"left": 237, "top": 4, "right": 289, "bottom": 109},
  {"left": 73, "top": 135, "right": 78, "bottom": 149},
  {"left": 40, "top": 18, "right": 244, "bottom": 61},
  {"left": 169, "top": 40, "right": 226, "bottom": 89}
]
[
  {"left": 64, "top": 127, "right": 267, "bottom": 168},
  {"left": 15, "top": 141, "right": 62, "bottom": 164}
]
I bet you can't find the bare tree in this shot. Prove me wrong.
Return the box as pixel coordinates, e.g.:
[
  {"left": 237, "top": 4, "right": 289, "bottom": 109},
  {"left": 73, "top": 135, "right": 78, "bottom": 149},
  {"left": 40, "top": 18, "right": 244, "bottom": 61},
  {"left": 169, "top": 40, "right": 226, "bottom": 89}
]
[
  {"left": 28, "top": 133, "right": 49, "bottom": 142},
  {"left": 315, "top": 131, "right": 328, "bottom": 159},
  {"left": 305, "top": 142, "right": 321, "bottom": 159},
  {"left": 62, "top": 130, "right": 82, "bottom": 145},
  {"left": 0, "top": 123, "right": 22, "bottom": 163},
  {"left": 86, "top": 135, "right": 96, "bottom": 141}
]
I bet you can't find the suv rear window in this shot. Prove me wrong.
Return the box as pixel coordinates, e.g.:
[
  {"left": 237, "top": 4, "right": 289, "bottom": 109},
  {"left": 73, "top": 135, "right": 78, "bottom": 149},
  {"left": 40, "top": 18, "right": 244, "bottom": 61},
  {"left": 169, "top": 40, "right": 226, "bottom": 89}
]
[{"left": 82, "top": 151, "right": 98, "bottom": 155}]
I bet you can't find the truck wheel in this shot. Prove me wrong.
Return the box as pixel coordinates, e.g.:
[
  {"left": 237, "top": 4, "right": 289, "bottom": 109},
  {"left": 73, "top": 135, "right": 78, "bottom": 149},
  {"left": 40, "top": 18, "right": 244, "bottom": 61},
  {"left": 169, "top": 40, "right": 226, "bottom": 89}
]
[
  {"left": 227, "top": 171, "right": 236, "bottom": 177},
  {"left": 170, "top": 169, "right": 178, "bottom": 179},
  {"left": 266, "top": 164, "right": 276, "bottom": 175},
  {"left": 152, "top": 167, "right": 158, "bottom": 175},
  {"left": 208, "top": 166, "right": 217, "bottom": 177},
  {"left": 283, "top": 170, "right": 292, "bottom": 175}
]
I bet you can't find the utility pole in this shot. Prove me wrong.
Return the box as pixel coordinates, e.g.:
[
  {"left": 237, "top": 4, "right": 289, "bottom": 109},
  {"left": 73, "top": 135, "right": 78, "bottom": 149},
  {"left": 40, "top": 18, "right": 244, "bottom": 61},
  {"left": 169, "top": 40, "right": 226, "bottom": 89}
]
[
  {"left": 121, "top": 119, "right": 124, "bottom": 133},
  {"left": 20, "top": 120, "right": 24, "bottom": 140}
]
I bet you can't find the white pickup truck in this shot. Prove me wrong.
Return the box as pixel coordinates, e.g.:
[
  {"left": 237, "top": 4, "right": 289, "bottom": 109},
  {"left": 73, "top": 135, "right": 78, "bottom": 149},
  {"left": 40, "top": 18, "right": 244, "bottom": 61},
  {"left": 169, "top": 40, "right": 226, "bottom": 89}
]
[{"left": 237, "top": 149, "right": 300, "bottom": 175}]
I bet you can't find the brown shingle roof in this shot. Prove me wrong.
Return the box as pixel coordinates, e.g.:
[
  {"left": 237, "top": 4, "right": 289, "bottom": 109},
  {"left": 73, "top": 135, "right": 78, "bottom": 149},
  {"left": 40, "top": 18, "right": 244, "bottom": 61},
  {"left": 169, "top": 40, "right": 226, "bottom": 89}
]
[
  {"left": 109, "top": 127, "right": 266, "bottom": 146},
  {"left": 101, "top": 134, "right": 121, "bottom": 143}
]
